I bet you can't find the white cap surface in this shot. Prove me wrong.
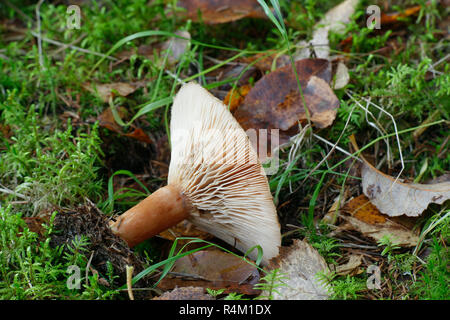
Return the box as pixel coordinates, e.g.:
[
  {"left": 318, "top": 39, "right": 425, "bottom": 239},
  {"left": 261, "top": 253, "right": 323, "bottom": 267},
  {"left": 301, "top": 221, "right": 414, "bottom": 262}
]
[{"left": 168, "top": 82, "right": 281, "bottom": 264}]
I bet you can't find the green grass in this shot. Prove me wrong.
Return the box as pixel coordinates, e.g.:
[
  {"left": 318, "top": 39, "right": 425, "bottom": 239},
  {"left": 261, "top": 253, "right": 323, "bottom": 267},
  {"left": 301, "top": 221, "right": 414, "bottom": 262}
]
[
  {"left": 0, "top": 93, "right": 104, "bottom": 215},
  {"left": 0, "top": 0, "right": 448, "bottom": 300},
  {"left": 0, "top": 206, "right": 118, "bottom": 299},
  {"left": 411, "top": 237, "right": 449, "bottom": 299}
]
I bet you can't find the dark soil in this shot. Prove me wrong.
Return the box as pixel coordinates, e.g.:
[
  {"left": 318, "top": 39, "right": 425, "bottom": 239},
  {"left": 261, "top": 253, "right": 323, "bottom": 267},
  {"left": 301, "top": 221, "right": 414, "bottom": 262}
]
[{"left": 49, "top": 199, "right": 152, "bottom": 296}]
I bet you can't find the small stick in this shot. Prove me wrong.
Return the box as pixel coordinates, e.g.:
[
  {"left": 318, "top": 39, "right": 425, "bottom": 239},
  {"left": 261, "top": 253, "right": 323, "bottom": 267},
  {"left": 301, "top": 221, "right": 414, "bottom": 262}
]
[{"left": 126, "top": 265, "right": 134, "bottom": 300}]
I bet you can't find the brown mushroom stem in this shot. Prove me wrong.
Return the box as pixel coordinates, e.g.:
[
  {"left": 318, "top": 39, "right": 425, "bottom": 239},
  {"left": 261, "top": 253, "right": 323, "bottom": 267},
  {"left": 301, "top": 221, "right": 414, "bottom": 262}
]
[{"left": 110, "top": 185, "right": 190, "bottom": 247}]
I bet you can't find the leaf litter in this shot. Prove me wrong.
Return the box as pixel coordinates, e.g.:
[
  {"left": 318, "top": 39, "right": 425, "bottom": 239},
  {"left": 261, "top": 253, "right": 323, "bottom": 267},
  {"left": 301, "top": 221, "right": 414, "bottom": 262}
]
[
  {"left": 233, "top": 58, "right": 339, "bottom": 152},
  {"left": 262, "top": 239, "right": 331, "bottom": 300},
  {"left": 361, "top": 162, "right": 450, "bottom": 217},
  {"left": 295, "top": 0, "right": 360, "bottom": 60},
  {"left": 351, "top": 135, "right": 450, "bottom": 217},
  {"left": 97, "top": 106, "right": 153, "bottom": 144},
  {"left": 157, "top": 249, "right": 261, "bottom": 295},
  {"left": 82, "top": 81, "right": 145, "bottom": 103},
  {"left": 338, "top": 194, "right": 420, "bottom": 247},
  {"left": 12, "top": 0, "right": 445, "bottom": 301}
]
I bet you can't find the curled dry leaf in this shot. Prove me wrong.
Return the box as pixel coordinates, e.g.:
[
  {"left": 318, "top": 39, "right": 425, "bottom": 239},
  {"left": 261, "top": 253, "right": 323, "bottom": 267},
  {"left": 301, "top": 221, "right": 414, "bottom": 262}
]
[
  {"left": 176, "top": 0, "right": 267, "bottom": 24},
  {"left": 362, "top": 162, "right": 450, "bottom": 217},
  {"left": 234, "top": 58, "right": 339, "bottom": 147},
  {"left": 350, "top": 134, "right": 450, "bottom": 217},
  {"left": 82, "top": 82, "right": 143, "bottom": 103},
  {"left": 263, "top": 239, "right": 331, "bottom": 300},
  {"left": 152, "top": 286, "right": 213, "bottom": 300},
  {"left": 340, "top": 194, "right": 420, "bottom": 247},
  {"left": 157, "top": 250, "right": 260, "bottom": 295}
]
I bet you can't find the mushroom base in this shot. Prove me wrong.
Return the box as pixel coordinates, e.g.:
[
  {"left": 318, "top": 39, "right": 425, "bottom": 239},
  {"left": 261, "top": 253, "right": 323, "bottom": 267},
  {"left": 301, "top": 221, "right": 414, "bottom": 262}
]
[{"left": 110, "top": 185, "right": 190, "bottom": 247}]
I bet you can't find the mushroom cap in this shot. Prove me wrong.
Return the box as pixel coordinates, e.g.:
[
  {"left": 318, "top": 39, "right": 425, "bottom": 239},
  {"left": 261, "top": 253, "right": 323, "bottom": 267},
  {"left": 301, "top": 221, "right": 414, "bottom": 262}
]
[{"left": 168, "top": 82, "right": 281, "bottom": 264}]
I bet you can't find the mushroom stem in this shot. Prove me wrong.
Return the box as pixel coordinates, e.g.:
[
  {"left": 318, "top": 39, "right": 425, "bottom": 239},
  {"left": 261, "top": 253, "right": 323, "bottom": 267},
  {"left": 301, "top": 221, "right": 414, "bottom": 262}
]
[{"left": 110, "top": 185, "right": 190, "bottom": 247}]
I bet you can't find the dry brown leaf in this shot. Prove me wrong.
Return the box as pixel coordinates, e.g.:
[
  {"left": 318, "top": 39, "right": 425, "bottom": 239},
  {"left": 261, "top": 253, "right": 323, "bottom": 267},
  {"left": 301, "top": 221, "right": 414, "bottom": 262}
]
[
  {"left": 362, "top": 162, "right": 450, "bottom": 217},
  {"left": 223, "top": 84, "right": 252, "bottom": 113},
  {"left": 152, "top": 286, "right": 213, "bottom": 300},
  {"left": 234, "top": 58, "right": 339, "bottom": 147},
  {"left": 158, "top": 250, "right": 260, "bottom": 295},
  {"left": 335, "top": 254, "right": 363, "bottom": 276},
  {"left": 97, "top": 107, "right": 152, "bottom": 144},
  {"left": 83, "top": 82, "right": 143, "bottom": 102},
  {"left": 176, "top": 0, "right": 267, "bottom": 24},
  {"left": 263, "top": 239, "right": 331, "bottom": 300},
  {"left": 341, "top": 195, "right": 420, "bottom": 247},
  {"left": 349, "top": 134, "right": 450, "bottom": 217},
  {"left": 124, "top": 128, "right": 153, "bottom": 144},
  {"left": 98, "top": 106, "right": 128, "bottom": 132}
]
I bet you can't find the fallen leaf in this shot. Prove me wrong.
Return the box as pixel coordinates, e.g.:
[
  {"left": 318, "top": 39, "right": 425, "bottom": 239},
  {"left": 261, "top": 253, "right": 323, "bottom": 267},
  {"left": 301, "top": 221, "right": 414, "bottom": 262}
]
[
  {"left": 349, "top": 134, "right": 450, "bottom": 217},
  {"left": 152, "top": 286, "right": 213, "bottom": 300},
  {"left": 263, "top": 239, "right": 331, "bottom": 300},
  {"left": 295, "top": 0, "right": 360, "bottom": 59},
  {"left": 361, "top": 162, "right": 450, "bottom": 217},
  {"left": 176, "top": 0, "right": 268, "bottom": 24},
  {"left": 161, "top": 30, "right": 191, "bottom": 66},
  {"left": 223, "top": 84, "right": 252, "bottom": 112},
  {"left": 234, "top": 58, "right": 339, "bottom": 148},
  {"left": 333, "top": 61, "right": 350, "bottom": 89},
  {"left": 124, "top": 128, "right": 153, "bottom": 144},
  {"left": 318, "top": 0, "right": 360, "bottom": 34},
  {"left": 335, "top": 254, "right": 363, "bottom": 276},
  {"left": 83, "top": 82, "right": 143, "bottom": 103},
  {"left": 340, "top": 194, "right": 420, "bottom": 247},
  {"left": 98, "top": 107, "right": 153, "bottom": 144},
  {"left": 158, "top": 250, "right": 260, "bottom": 295},
  {"left": 98, "top": 106, "right": 128, "bottom": 132}
]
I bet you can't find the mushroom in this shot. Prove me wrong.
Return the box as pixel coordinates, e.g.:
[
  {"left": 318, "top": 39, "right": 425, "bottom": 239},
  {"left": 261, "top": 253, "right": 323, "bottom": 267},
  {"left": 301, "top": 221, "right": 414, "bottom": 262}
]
[{"left": 110, "top": 82, "right": 281, "bottom": 264}]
